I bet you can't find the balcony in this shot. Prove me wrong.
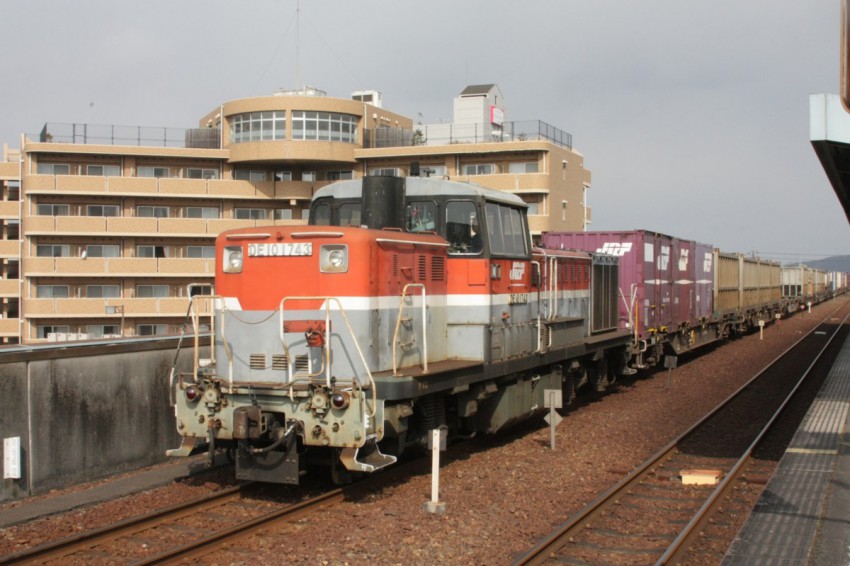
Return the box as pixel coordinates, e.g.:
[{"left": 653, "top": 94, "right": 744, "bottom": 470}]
[
  {"left": 0, "top": 240, "right": 19, "bottom": 258},
  {"left": 0, "top": 318, "right": 19, "bottom": 336},
  {"left": 25, "top": 297, "right": 196, "bottom": 318},
  {"left": 0, "top": 201, "right": 20, "bottom": 218},
  {"left": 0, "top": 279, "right": 19, "bottom": 297},
  {"left": 25, "top": 175, "right": 320, "bottom": 202},
  {"left": 24, "top": 257, "right": 215, "bottom": 277}
]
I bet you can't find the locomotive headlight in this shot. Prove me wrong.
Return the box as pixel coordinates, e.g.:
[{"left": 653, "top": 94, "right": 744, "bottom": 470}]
[
  {"left": 223, "top": 246, "right": 243, "bottom": 273},
  {"left": 184, "top": 385, "right": 199, "bottom": 402},
  {"left": 331, "top": 391, "right": 350, "bottom": 410},
  {"left": 320, "top": 244, "right": 348, "bottom": 273}
]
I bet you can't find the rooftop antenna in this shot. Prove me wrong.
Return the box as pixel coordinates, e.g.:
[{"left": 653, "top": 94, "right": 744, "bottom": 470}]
[{"left": 295, "top": 0, "right": 301, "bottom": 91}]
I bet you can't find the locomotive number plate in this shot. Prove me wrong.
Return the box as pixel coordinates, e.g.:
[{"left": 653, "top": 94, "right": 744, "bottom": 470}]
[{"left": 248, "top": 243, "right": 313, "bottom": 257}]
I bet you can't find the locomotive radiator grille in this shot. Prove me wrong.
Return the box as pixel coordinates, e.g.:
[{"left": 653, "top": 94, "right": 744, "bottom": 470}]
[
  {"left": 295, "top": 355, "right": 309, "bottom": 372},
  {"left": 431, "top": 256, "right": 445, "bottom": 281},
  {"left": 250, "top": 353, "right": 267, "bottom": 369},
  {"left": 272, "top": 354, "right": 288, "bottom": 370}
]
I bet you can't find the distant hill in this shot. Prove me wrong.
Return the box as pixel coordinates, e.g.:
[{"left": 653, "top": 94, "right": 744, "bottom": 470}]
[{"left": 786, "top": 255, "right": 850, "bottom": 272}]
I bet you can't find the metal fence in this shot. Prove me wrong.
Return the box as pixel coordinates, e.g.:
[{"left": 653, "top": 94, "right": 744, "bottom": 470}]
[
  {"left": 363, "top": 120, "right": 572, "bottom": 150},
  {"left": 33, "top": 123, "right": 221, "bottom": 149}
]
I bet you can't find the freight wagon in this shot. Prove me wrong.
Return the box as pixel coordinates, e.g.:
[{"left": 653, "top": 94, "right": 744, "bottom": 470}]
[
  {"left": 713, "top": 252, "right": 783, "bottom": 332},
  {"left": 541, "top": 231, "right": 788, "bottom": 367},
  {"left": 781, "top": 265, "right": 829, "bottom": 308},
  {"left": 540, "top": 230, "right": 715, "bottom": 366}
]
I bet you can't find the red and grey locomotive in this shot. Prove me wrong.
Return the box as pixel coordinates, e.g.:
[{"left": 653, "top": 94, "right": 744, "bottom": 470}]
[{"left": 169, "top": 176, "right": 632, "bottom": 484}]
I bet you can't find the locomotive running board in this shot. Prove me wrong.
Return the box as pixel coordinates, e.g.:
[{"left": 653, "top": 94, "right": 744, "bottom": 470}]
[{"left": 339, "top": 437, "right": 397, "bottom": 473}]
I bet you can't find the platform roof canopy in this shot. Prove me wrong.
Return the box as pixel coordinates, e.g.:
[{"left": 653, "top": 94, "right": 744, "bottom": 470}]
[{"left": 811, "top": 93, "right": 850, "bottom": 224}]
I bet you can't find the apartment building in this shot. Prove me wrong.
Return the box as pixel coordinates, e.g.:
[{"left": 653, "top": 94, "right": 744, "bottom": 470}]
[{"left": 7, "top": 84, "right": 591, "bottom": 344}]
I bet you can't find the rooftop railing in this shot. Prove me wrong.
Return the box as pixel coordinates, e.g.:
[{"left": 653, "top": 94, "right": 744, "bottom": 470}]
[
  {"left": 32, "top": 123, "right": 221, "bottom": 149},
  {"left": 363, "top": 120, "right": 572, "bottom": 150}
]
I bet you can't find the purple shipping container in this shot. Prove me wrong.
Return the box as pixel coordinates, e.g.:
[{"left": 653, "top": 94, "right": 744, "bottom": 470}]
[{"left": 541, "top": 231, "right": 714, "bottom": 341}]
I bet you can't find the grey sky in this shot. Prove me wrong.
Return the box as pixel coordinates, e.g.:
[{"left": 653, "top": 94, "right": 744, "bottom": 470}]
[{"left": 2, "top": 0, "right": 845, "bottom": 261}]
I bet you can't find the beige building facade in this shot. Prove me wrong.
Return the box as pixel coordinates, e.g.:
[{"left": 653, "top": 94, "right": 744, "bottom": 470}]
[{"left": 5, "top": 84, "right": 592, "bottom": 344}]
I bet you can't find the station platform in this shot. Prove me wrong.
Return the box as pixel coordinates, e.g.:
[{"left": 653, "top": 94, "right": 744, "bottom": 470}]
[{"left": 723, "top": 331, "right": 850, "bottom": 565}]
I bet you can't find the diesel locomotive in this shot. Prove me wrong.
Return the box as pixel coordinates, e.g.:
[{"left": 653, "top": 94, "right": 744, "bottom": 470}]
[{"left": 168, "top": 176, "right": 632, "bottom": 484}]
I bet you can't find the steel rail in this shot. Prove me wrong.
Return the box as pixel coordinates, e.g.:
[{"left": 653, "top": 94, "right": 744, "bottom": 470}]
[
  {"left": 512, "top": 301, "right": 849, "bottom": 566},
  {"left": 0, "top": 484, "right": 248, "bottom": 565},
  {"left": 137, "top": 487, "right": 346, "bottom": 564},
  {"left": 658, "top": 308, "right": 850, "bottom": 564}
]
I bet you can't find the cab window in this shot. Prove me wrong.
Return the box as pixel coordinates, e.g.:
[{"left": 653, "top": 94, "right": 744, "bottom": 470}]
[
  {"left": 407, "top": 201, "right": 437, "bottom": 232},
  {"left": 446, "top": 201, "right": 483, "bottom": 255},
  {"left": 486, "top": 201, "right": 528, "bottom": 257}
]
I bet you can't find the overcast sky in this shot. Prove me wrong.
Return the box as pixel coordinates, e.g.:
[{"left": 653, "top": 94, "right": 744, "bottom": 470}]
[{"left": 2, "top": 1, "right": 846, "bottom": 261}]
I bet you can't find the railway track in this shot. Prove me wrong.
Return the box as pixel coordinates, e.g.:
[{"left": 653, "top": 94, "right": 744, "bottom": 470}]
[
  {"left": 512, "top": 302, "right": 850, "bottom": 566},
  {"left": 0, "top": 482, "right": 345, "bottom": 565}
]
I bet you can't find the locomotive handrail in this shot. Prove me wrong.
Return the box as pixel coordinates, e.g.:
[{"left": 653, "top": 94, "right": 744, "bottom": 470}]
[
  {"left": 392, "top": 283, "right": 429, "bottom": 376},
  {"left": 198, "top": 294, "right": 235, "bottom": 390},
  {"left": 548, "top": 256, "right": 559, "bottom": 321},
  {"left": 375, "top": 237, "right": 451, "bottom": 248},
  {"left": 279, "top": 296, "right": 378, "bottom": 417}
]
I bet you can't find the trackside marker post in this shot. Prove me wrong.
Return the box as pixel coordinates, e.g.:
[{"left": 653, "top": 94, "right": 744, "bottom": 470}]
[
  {"left": 424, "top": 427, "right": 447, "bottom": 515},
  {"left": 664, "top": 355, "right": 677, "bottom": 388},
  {"left": 543, "top": 389, "right": 563, "bottom": 450}
]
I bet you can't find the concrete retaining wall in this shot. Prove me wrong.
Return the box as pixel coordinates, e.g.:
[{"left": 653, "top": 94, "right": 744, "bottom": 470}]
[{"left": 0, "top": 339, "right": 206, "bottom": 503}]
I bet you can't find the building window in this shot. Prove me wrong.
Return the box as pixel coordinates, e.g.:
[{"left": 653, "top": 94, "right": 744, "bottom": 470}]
[
  {"left": 273, "top": 209, "right": 292, "bottom": 220},
  {"left": 234, "top": 170, "right": 268, "bottom": 182},
  {"left": 274, "top": 171, "right": 293, "bottom": 181},
  {"left": 462, "top": 164, "right": 495, "bottom": 176},
  {"left": 87, "top": 324, "right": 120, "bottom": 338},
  {"left": 136, "top": 284, "right": 170, "bottom": 298},
  {"left": 189, "top": 285, "right": 213, "bottom": 297},
  {"left": 36, "top": 285, "right": 69, "bottom": 298},
  {"left": 86, "top": 244, "right": 120, "bottom": 258},
  {"left": 301, "top": 171, "right": 317, "bottom": 182},
  {"left": 38, "top": 325, "right": 70, "bottom": 339},
  {"left": 422, "top": 165, "right": 447, "bottom": 177},
  {"left": 86, "top": 285, "right": 120, "bottom": 298},
  {"left": 138, "top": 166, "right": 170, "bottom": 178},
  {"left": 87, "top": 204, "right": 120, "bottom": 217},
  {"left": 86, "top": 164, "right": 121, "bottom": 176},
  {"left": 37, "top": 204, "right": 70, "bottom": 216},
  {"left": 508, "top": 162, "right": 539, "bottom": 174},
  {"left": 235, "top": 208, "right": 268, "bottom": 220},
  {"left": 186, "top": 207, "right": 219, "bottom": 219},
  {"left": 291, "top": 111, "right": 358, "bottom": 142},
  {"left": 137, "top": 245, "right": 167, "bottom": 258},
  {"left": 137, "top": 206, "right": 169, "bottom": 218},
  {"left": 136, "top": 323, "right": 169, "bottom": 336},
  {"left": 36, "top": 244, "right": 70, "bottom": 257},
  {"left": 230, "top": 111, "right": 286, "bottom": 143},
  {"left": 186, "top": 168, "right": 219, "bottom": 179},
  {"left": 36, "top": 163, "right": 70, "bottom": 175},
  {"left": 187, "top": 245, "right": 216, "bottom": 259},
  {"left": 327, "top": 170, "right": 354, "bottom": 181},
  {"left": 368, "top": 168, "right": 400, "bottom": 177}
]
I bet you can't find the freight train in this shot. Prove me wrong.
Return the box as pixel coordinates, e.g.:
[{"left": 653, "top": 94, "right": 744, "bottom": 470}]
[{"left": 168, "top": 176, "right": 843, "bottom": 485}]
